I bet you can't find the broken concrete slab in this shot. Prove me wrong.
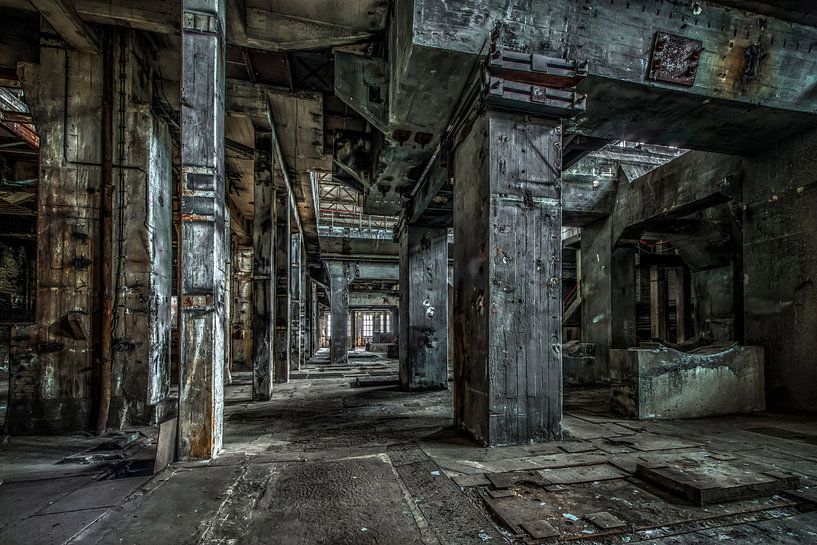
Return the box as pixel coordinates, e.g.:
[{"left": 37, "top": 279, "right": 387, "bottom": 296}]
[
  {"left": 635, "top": 459, "right": 798, "bottom": 506},
  {"left": 521, "top": 519, "right": 560, "bottom": 539},
  {"left": 536, "top": 464, "right": 628, "bottom": 485},
  {"left": 587, "top": 511, "right": 627, "bottom": 530}
]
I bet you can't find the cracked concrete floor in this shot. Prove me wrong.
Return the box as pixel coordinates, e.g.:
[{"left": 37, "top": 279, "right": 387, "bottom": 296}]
[{"left": 4, "top": 356, "right": 817, "bottom": 544}]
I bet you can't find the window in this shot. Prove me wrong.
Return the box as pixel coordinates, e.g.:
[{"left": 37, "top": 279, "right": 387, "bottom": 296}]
[
  {"left": 384, "top": 312, "right": 391, "bottom": 333},
  {"left": 362, "top": 313, "right": 373, "bottom": 338}
]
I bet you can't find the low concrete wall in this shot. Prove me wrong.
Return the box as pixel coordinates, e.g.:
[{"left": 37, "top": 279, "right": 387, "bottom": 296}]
[{"left": 611, "top": 343, "right": 765, "bottom": 419}]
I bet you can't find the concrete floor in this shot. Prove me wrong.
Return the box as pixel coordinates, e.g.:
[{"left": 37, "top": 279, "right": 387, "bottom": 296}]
[{"left": 3, "top": 355, "right": 817, "bottom": 544}]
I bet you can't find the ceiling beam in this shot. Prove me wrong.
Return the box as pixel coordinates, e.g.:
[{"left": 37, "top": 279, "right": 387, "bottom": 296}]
[{"left": 31, "top": 0, "right": 100, "bottom": 53}]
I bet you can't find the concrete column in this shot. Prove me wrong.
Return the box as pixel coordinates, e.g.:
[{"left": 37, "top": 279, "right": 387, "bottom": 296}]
[
  {"left": 289, "top": 234, "right": 301, "bottom": 371},
  {"left": 178, "top": 0, "right": 226, "bottom": 460},
  {"left": 298, "top": 247, "right": 308, "bottom": 367},
  {"left": 8, "top": 47, "right": 104, "bottom": 434},
  {"left": 9, "top": 33, "right": 173, "bottom": 433},
  {"left": 310, "top": 282, "right": 319, "bottom": 357},
  {"left": 675, "top": 266, "right": 691, "bottom": 343},
  {"left": 650, "top": 266, "right": 669, "bottom": 340},
  {"left": 328, "top": 262, "right": 356, "bottom": 364},
  {"left": 229, "top": 246, "right": 253, "bottom": 370},
  {"left": 274, "top": 191, "right": 290, "bottom": 382},
  {"left": 610, "top": 248, "right": 637, "bottom": 349},
  {"left": 108, "top": 33, "right": 173, "bottom": 428},
  {"left": 581, "top": 219, "right": 637, "bottom": 380},
  {"left": 350, "top": 310, "right": 357, "bottom": 349},
  {"left": 453, "top": 111, "right": 563, "bottom": 446},
  {"left": 391, "top": 307, "right": 399, "bottom": 335},
  {"left": 251, "top": 148, "right": 274, "bottom": 400},
  {"left": 399, "top": 226, "right": 448, "bottom": 390}
]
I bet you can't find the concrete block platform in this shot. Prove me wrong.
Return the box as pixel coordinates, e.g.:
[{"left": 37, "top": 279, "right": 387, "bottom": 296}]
[{"left": 610, "top": 342, "right": 765, "bottom": 419}]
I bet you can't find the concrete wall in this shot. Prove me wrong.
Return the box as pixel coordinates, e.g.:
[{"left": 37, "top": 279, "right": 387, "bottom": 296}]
[{"left": 743, "top": 127, "right": 817, "bottom": 411}]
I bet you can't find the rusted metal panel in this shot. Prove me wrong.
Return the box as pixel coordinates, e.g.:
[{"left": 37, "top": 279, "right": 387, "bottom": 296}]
[{"left": 647, "top": 32, "right": 703, "bottom": 87}]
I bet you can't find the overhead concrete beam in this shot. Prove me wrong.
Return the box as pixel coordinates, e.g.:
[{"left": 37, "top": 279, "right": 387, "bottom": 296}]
[
  {"left": 31, "top": 0, "right": 100, "bottom": 53},
  {"left": 398, "top": 0, "right": 817, "bottom": 154},
  {"left": 612, "top": 151, "right": 744, "bottom": 244},
  {"left": 327, "top": 261, "right": 398, "bottom": 282},
  {"left": 33, "top": 0, "right": 385, "bottom": 50},
  {"left": 349, "top": 291, "right": 398, "bottom": 307},
  {"left": 334, "top": 52, "right": 389, "bottom": 133}
]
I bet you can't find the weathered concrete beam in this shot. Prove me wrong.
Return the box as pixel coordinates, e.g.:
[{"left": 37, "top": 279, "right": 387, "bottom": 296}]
[
  {"left": 399, "top": 0, "right": 817, "bottom": 154},
  {"left": 245, "top": 9, "right": 382, "bottom": 51},
  {"left": 13, "top": 0, "right": 387, "bottom": 51},
  {"left": 453, "top": 110, "right": 563, "bottom": 446},
  {"left": 251, "top": 143, "right": 274, "bottom": 400},
  {"left": 31, "top": 0, "right": 100, "bottom": 53},
  {"left": 178, "top": 0, "right": 226, "bottom": 461},
  {"left": 613, "top": 151, "right": 743, "bottom": 244},
  {"left": 349, "top": 291, "right": 399, "bottom": 307},
  {"left": 399, "top": 226, "right": 448, "bottom": 391},
  {"left": 334, "top": 52, "right": 388, "bottom": 133}
]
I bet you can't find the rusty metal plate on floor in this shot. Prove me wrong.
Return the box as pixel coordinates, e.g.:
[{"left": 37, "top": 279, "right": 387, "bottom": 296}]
[
  {"left": 648, "top": 32, "right": 703, "bottom": 86},
  {"left": 635, "top": 458, "right": 799, "bottom": 505}
]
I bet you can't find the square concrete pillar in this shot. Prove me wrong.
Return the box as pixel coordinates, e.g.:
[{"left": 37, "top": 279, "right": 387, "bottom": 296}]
[
  {"left": 178, "top": 0, "right": 226, "bottom": 460},
  {"left": 10, "top": 34, "right": 173, "bottom": 434},
  {"left": 252, "top": 147, "right": 274, "bottom": 400},
  {"left": 274, "top": 191, "right": 291, "bottom": 383},
  {"left": 399, "top": 226, "right": 448, "bottom": 390},
  {"left": 581, "top": 218, "right": 637, "bottom": 380},
  {"left": 327, "top": 262, "right": 356, "bottom": 364},
  {"left": 8, "top": 48, "right": 104, "bottom": 434},
  {"left": 453, "top": 110, "right": 563, "bottom": 446},
  {"left": 289, "top": 234, "right": 301, "bottom": 371}
]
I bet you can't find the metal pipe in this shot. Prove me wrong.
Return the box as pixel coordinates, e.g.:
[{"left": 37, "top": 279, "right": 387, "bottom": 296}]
[{"left": 96, "top": 30, "right": 115, "bottom": 435}]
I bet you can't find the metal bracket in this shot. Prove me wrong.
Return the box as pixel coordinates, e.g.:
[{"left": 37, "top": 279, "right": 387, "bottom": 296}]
[
  {"left": 486, "top": 50, "right": 587, "bottom": 118},
  {"left": 183, "top": 11, "right": 219, "bottom": 34},
  {"left": 488, "top": 50, "right": 588, "bottom": 89},
  {"left": 488, "top": 77, "right": 586, "bottom": 118}
]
